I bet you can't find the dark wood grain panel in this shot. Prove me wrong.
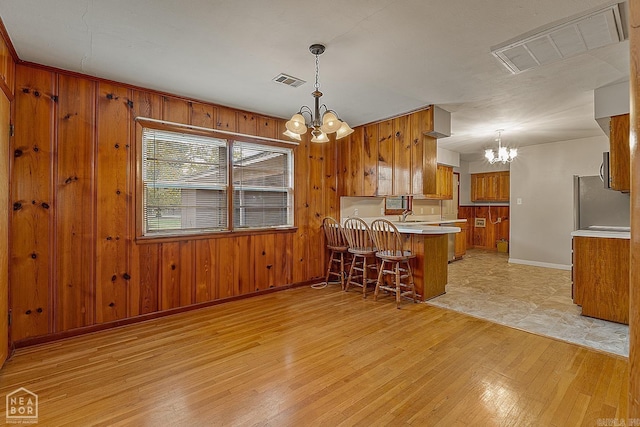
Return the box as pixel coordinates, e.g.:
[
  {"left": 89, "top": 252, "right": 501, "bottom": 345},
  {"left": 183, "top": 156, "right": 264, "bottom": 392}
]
[
  {"left": 253, "top": 234, "right": 276, "bottom": 291},
  {"left": 393, "top": 115, "right": 410, "bottom": 195},
  {"left": 162, "top": 96, "right": 190, "bottom": 124},
  {"left": 55, "top": 74, "right": 96, "bottom": 332},
  {"left": 194, "top": 239, "right": 218, "bottom": 303},
  {"left": 377, "top": 119, "right": 394, "bottom": 196},
  {"left": 135, "top": 244, "right": 159, "bottom": 315},
  {"left": 363, "top": 124, "right": 378, "bottom": 196},
  {"left": 190, "top": 102, "right": 215, "bottom": 129},
  {"left": 95, "top": 83, "right": 131, "bottom": 323},
  {"left": 308, "top": 136, "right": 325, "bottom": 279},
  {"left": 323, "top": 138, "right": 338, "bottom": 219},
  {"left": 216, "top": 236, "right": 236, "bottom": 299},
  {"left": 237, "top": 112, "right": 257, "bottom": 135},
  {"left": 275, "top": 232, "right": 293, "bottom": 287},
  {"left": 127, "top": 89, "right": 161, "bottom": 317},
  {"left": 129, "top": 89, "right": 162, "bottom": 120},
  {"left": 160, "top": 241, "right": 194, "bottom": 310},
  {"left": 216, "top": 107, "right": 237, "bottom": 132},
  {"left": 292, "top": 131, "right": 309, "bottom": 284},
  {"left": 346, "top": 128, "right": 363, "bottom": 196},
  {"left": 235, "top": 236, "right": 253, "bottom": 295},
  {"left": 0, "top": 91, "right": 9, "bottom": 367},
  {"left": 10, "top": 65, "right": 55, "bottom": 340},
  {"left": 256, "top": 116, "right": 276, "bottom": 139},
  {"left": 410, "top": 111, "right": 424, "bottom": 195}
]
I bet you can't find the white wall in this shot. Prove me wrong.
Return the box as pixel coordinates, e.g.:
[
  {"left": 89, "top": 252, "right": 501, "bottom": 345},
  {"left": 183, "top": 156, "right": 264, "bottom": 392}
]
[{"left": 509, "top": 136, "right": 609, "bottom": 269}]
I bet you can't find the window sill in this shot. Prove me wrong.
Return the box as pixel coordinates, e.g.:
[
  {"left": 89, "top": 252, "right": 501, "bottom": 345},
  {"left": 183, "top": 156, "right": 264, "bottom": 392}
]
[{"left": 135, "top": 226, "right": 298, "bottom": 244}]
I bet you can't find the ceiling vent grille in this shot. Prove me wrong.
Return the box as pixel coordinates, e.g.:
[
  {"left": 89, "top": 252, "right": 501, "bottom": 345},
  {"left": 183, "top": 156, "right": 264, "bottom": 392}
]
[
  {"left": 272, "top": 73, "right": 306, "bottom": 88},
  {"left": 491, "top": 2, "right": 628, "bottom": 74}
]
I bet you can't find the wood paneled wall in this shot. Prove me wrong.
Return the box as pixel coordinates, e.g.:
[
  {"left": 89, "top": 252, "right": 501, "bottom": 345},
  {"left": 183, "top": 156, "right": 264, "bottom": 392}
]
[
  {"left": 458, "top": 206, "right": 510, "bottom": 250},
  {"left": 9, "top": 64, "right": 335, "bottom": 342}
]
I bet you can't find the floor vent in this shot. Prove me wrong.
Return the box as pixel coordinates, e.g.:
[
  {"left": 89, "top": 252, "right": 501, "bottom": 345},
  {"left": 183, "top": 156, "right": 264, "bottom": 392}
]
[
  {"left": 491, "top": 2, "right": 628, "bottom": 74},
  {"left": 272, "top": 73, "right": 306, "bottom": 88}
]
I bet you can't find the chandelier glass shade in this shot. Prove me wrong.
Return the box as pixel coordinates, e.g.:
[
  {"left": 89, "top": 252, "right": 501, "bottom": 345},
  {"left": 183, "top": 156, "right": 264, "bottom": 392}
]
[
  {"left": 485, "top": 130, "right": 517, "bottom": 164},
  {"left": 284, "top": 44, "right": 354, "bottom": 143}
]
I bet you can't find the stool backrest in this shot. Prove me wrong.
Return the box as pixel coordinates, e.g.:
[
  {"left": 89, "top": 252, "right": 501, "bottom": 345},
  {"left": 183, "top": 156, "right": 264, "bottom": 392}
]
[
  {"left": 370, "top": 219, "right": 404, "bottom": 253},
  {"left": 342, "top": 217, "right": 375, "bottom": 250},
  {"left": 322, "top": 216, "right": 347, "bottom": 248}
]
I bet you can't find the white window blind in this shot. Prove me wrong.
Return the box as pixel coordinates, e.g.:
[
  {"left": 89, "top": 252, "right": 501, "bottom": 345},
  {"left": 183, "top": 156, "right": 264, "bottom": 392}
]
[
  {"left": 232, "top": 141, "right": 293, "bottom": 229},
  {"left": 142, "top": 128, "right": 228, "bottom": 235}
]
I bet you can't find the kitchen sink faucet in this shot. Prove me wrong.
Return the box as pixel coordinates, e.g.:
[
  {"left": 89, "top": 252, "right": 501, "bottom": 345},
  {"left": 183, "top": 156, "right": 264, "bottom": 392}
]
[{"left": 400, "top": 210, "right": 413, "bottom": 222}]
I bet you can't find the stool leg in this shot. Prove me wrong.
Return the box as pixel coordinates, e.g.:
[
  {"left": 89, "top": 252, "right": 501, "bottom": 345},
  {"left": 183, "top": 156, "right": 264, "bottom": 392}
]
[
  {"left": 395, "top": 261, "right": 402, "bottom": 309},
  {"left": 345, "top": 254, "right": 357, "bottom": 292},
  {"left": 324, "top": 249, "right": 334, "bottom": 285},
  {"left": 374, "top": 260, "right": 385, "bottom": 301},
  {"left": 361, "top": 255, "right": 368, "bottom": 298},
  {"left": 407, "top": 261, "right": 417, "bottom": 303}
]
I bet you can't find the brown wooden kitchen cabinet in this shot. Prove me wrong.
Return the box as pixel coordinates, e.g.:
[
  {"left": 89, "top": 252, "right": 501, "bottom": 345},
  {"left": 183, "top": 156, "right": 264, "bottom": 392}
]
[
  {"left": 609, "top": 113, "right": 630, "bottom": 192},
  {"left": 471, "top": 171, "right": 509, "bottom": 202},
  {"left": 338, "top": 106, "right": 438, "bottom": 197},
  {"left": 453, "top": 220, "right": 467, "bottom": 259},
  {"left": 572, "top": 235, "right": 629, "bottom": 324},
  {"left": 434, "top": 164, "right": 453, "bottom": 199}
]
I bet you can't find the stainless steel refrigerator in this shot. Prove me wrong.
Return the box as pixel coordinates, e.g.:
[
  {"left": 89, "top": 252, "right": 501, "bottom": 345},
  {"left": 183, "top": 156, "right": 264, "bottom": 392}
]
[{"left": 573, "top": 175, "right": 630, "bottom": 230}]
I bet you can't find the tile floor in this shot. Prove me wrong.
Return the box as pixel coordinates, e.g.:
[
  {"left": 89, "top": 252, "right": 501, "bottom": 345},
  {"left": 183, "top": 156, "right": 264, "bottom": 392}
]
[{"left": 427, "top": 249, "right": 629, "bottom": 357}]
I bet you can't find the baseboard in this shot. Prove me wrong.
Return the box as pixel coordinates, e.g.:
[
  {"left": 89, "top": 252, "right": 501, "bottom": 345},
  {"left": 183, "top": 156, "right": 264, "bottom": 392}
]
[{"left": 508, "top": 258, "right": 571, "bottom": 271}]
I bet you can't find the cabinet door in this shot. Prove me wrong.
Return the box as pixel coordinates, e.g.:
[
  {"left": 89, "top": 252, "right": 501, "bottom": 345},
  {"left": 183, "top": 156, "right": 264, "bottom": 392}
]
[
  {"left": 393, "top": 115, "right": 411, "bottom": 195},
  {"left": 437, "top": 165, "right": 453, "bottom": 199},
  {"left": 609, "top": 114, "right": 630, "bottom": 192},
  {"left": 377, "top": 120, "right": 394, "bottom": 196},
  {"left": 470, "top": 174, "right": 484, "bottom": 202},
  {"left": 454, "top": 222, "right": 467, "bottom": 258},
  {"left": 497, "top": 172, "right": 510, "bottom": 201}
]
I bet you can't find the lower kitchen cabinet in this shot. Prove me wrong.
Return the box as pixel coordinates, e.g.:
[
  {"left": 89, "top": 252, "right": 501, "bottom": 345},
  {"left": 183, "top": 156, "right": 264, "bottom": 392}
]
[
  {"left": 453, "top": 220, "right": 467, "bottom": 259},
  {"left": 572, "top": 235, "right": 629, "bottom": 324}
]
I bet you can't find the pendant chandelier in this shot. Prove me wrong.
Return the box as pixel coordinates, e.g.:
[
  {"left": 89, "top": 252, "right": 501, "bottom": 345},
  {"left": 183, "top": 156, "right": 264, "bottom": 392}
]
[
  {"left": 284, "top": 44, "right": 354, "bottom": 143},
  {"left": 485, "top": 129, "right": 517, "bottom": 164}
]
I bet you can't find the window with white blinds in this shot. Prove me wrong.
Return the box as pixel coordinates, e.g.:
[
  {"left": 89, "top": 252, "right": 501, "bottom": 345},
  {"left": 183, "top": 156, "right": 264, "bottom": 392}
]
[
  {"left": 232, "top": 142, "right": 294, "bottom": 229},
  {"left": 141, "top": 128, "right": 293, "bottom": 236},
  {"left": 143, "top": 129, "right": 228, "bottom": 235}
]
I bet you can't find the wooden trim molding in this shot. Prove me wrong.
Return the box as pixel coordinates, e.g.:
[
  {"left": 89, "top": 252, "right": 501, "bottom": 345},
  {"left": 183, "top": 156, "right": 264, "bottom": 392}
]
[
  {"left": 13, "top": 279, "right": 314, "bottom": 348},
  {"left": 0, "top": 17, "right": 19, "bottom": 63},
  {"left": 629, "top": 0, "right": 640, "bottom": 417}
]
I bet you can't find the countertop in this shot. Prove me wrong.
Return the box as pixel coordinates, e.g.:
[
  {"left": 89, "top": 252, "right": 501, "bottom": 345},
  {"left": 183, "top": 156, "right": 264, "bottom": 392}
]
[
  {"left": 394, "top": 224, "right": 461, "bottom": 235},
  {"left": 571, "top": 228, "right": 630, "bottom": 240},
  {"left": 344, "top": 217, "right": 464, "bottom": 235}
]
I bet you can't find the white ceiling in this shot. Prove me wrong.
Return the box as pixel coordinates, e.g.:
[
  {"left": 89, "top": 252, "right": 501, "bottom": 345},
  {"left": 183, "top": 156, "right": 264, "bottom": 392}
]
[{"left": 0, "top": 0, "right": 630, "bottom": 160}]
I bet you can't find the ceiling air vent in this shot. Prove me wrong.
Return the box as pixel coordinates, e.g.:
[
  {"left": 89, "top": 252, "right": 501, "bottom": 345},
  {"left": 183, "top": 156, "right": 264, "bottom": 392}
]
[
  {"left": 272, "top": 73, "right": 306, "bottom": 88},
  {"left": 491, "top": 2, "right": 628, "bottom": 74}
]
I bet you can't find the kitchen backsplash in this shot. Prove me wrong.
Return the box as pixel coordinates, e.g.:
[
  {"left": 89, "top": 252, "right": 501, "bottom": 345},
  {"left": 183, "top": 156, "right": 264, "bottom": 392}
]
[{"left": 340, "top": 196, "right": 447, "bottom": 222}]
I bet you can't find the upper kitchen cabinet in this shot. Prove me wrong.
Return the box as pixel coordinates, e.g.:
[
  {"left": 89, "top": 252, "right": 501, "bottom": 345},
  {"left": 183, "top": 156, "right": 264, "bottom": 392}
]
[
  {"left": 471, "top": 171, "right": 509, "bottom": 202},
  {"left": 432, "top": 164, "right": 453, "bottom": 199},
  {"left": 339, "top": 106, "right": 440, "bottom": 197},
  {"left": 609, "top": 113, "right": 630, "bottom": 192}
]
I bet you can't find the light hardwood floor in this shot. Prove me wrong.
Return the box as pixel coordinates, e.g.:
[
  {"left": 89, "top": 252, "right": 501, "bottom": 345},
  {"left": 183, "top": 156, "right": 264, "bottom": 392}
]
[{"left": 0, "top": 283, "right": 629, "bottom": 426}]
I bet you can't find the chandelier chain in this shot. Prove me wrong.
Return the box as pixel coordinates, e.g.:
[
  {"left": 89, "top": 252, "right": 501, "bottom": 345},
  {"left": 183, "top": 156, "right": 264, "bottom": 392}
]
[{"left": 314, "top": 53, "right": 320, "bottom": 90}]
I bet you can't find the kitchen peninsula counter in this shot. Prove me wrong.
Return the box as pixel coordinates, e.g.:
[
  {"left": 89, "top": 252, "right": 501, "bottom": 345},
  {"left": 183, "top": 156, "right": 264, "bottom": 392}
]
[{"left": 395, "top": 224, "right": 459, "bottom": 300}]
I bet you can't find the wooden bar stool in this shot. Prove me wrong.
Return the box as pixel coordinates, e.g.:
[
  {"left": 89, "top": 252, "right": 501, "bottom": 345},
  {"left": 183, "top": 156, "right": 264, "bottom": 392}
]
[
  {"left": 370, "top": 219, "right": 417, "bottom": 308},
  {"left": 342, "top": 217, "right": 378, "bottom": 298},
  {"left": 322, "top": 216, "right": 351, "bottom": 289}
]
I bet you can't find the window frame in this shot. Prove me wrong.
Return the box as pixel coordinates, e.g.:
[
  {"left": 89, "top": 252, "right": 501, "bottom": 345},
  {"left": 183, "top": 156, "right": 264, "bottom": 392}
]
[{"left": 135, "top": 119, "right": 296, "bottom": 242}]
